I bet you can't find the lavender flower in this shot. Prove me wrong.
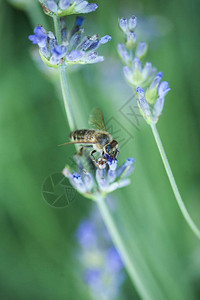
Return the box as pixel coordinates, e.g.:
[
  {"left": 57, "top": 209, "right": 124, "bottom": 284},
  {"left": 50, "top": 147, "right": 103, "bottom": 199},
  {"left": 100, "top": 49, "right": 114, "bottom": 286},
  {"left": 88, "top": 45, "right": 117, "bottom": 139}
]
[
  {"left": 29, "top": 26, "right": 47, "bottom": 47},
  {"left": 29, "top": 18, "right": 111, "bottom": 67},
  {"left": 117, "top": 44, "right": 132, "bottom": 66},
  {"left": 118, "top": 15, "right": 170, "bottom": 123},
  {"left": 136, "top": 87, "right": 152, "bottom": 124},
  {"left": 119, "top": 16, "right": 137, "bottom": 49},
  {"left": 40, "top": 0, "right": 98, "bottom": 17},
  {"left": 76, "top": 206, "right": 125, "bottom": 300},
  {"left": 136, "top": 42, "right": 148, "bottom": 59},
  {"left": 63, "top": 154, "right": 134, "bottom": 199},
  {"left": 136, "top": 74, "right": 170, "bottom": 123},
  {"left": 123, "top": 59, "right": 156, "bottom": 88},
  {"left": 76, "top": 219, "right": 97, "bottom": 249}
]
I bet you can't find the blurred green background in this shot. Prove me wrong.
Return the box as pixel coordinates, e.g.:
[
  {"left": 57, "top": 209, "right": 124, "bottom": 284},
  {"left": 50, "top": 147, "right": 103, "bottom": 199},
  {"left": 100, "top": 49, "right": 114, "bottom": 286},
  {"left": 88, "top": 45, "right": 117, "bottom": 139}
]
[{"left": 1, "top": 0, "right": 200, "bottom": 299}]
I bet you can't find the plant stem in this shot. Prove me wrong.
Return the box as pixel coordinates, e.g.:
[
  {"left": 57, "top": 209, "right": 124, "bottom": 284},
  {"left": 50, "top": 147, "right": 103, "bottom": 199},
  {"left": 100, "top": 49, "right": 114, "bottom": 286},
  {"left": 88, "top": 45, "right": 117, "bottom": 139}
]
[
  {"left": 96, "top": 195, "right": 150, "bottom": 300},
  {"left": 58, "top": 65, "right": 77, "bottom": 131},
  {"left": 151, "top": 123, "right": 200, "bottom": 240},
  {"left": 53, "top": 16, "right": 77, "bottom": 131},
  {"left": 53, "top": 15, "right": 62, "bottom": 45}
]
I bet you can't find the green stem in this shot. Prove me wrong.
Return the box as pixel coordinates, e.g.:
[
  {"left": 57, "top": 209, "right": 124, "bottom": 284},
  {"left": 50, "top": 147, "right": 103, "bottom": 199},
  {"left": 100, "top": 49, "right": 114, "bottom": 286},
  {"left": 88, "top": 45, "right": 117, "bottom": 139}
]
[
  {"left": 151, "top": 123, "right": 200, "bottom": 240},
  {"left": 96, "top": 195, "right": 150, "bottom": 300},
  {"left": 53, "top": 16, "right": 77, "bottom": 131},
  {"left": 58, "top": 65, "right": 77, "bottom": 131},
  {"left": 53, "top": 15, "right": 62, "bottom": 44}
]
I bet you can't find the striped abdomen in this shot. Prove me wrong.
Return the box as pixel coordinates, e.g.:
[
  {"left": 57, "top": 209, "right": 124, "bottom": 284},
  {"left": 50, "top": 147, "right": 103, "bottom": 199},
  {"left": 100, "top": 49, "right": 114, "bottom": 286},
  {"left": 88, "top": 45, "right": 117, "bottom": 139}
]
[{"left": 70, "top": 129, "right": 96, "bottom": 143}]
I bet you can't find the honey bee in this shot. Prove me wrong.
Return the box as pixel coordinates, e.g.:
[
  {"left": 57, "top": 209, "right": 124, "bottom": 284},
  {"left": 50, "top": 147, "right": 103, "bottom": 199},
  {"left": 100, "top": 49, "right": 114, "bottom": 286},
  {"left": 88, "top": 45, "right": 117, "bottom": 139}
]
[{"left": 60, "top": 108, "right": 119, "bottom": 167}]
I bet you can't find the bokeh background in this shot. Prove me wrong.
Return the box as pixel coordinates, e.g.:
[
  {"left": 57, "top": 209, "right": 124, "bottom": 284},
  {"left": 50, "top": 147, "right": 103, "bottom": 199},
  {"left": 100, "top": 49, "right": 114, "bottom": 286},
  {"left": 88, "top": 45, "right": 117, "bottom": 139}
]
[{"left": 1, "top": 0, "right": 200, "bottom": 299}]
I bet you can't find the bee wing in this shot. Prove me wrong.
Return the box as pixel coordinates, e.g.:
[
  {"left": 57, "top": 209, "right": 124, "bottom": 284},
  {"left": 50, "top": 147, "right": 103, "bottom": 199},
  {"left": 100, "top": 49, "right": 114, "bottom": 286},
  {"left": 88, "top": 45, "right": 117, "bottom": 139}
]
[{"left": 89, "top": 108, "right": 106, "bottom": 131}]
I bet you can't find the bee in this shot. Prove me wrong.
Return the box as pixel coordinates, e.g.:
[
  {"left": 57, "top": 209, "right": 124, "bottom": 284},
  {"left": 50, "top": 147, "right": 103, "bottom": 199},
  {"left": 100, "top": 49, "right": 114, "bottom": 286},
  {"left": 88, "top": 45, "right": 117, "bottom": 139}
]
[{"left": 59, "top": 108, "right": 119, "bottom": 167}]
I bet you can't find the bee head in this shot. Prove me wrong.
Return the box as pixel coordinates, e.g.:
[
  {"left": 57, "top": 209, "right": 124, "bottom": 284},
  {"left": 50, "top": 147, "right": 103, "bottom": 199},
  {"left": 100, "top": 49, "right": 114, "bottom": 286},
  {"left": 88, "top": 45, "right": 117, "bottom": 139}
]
[{"left": 104, "top": 140, "right": 119, "bottom": 158}]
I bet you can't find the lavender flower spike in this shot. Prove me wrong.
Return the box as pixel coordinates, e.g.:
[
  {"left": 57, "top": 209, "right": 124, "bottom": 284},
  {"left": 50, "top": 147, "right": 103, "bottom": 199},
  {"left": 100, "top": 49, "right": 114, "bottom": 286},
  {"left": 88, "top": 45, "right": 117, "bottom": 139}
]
[
  {"left": 63, "top": 154, "right": 134, "bottom": 200},
  {"left": 40, "top": 0, "right": 98, "bottom": 17},
  {"left": 119, "top": 16, "right": 137, "bottom": 48},
  {"left": 118, "top": 14, "right": 171, "bottom": 124},
  {"left": 76, "top": 206, "right": 126, "bottom": 300},
  {"left": 29, "top": 18, "right": 111, "bottom": 67}
]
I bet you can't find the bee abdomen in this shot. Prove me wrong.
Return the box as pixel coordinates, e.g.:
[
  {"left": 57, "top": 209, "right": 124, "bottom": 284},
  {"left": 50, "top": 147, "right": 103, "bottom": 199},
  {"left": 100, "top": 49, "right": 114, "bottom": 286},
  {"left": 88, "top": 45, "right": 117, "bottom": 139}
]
[{"left": 70, "top": 129, "right": 96, "bottom": 142}]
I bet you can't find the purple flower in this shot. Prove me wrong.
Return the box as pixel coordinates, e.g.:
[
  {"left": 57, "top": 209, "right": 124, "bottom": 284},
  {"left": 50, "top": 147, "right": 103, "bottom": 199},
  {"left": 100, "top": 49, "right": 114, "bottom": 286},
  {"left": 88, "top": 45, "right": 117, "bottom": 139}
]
[
  {"left": 118, "top": 44, "right": 131, "bottom": 65},
  {"left": 133, "top": 57, "right": 142, "bottom": 72},
  {"left": 136, "top": 80, "right": 170, "bottom": 124},
  {"left": 76, "top": 34, "right": 111, "bottom": 56},
  {"left": 78, "top": 36, "right": 94, "bottom": 51},
  {"left": 152, "top": 97, "right": 165, "bottom": 120},
  {"left": 29, "top": 17, "right": 111, "bottom": 67},
  {"left": 96, "top": 168, "right": 109, "bottom": 191},
  {"left": 128, "top": 16, "right": 137, "bottom": 30},
  {"left": 152, "top": 81, "right": 170, "bottom": 121},
  {"left": 84, "top": 269, "right": 101, "bottom": 287},
  {"left": 136, "top": 87, "right": 152, "bottom": 121},
  {"left": 116, "top": 157, "right": 135, "bottom": 178},
  {"left": 72, "top": 172, "right": 87, "bottom": 193},
  {"left": 76, "top": 220, "right": 97, "bottom": 248},
  {"left": 142, "top": 62, "right": 156, "bottom": 81},
  {"left": 78, "top": 3, "right": 98, "bottom": 14},
  {"left": 105, "top": 246, "right": 123, "bottom": 272},
  {"left": 47, "top": 0, "right": 58, "bottom": 12},
  {"left": 76, "top": 206, "right": 126, "bottom": 299},
  {"left": 52, "top": 44, "right": 67, "bottom": 58},
  {"left": 100, "top": 35, "right": 112, "bottom": 44},
  {"left": 49, "top": 44, "right": 67, "bottom": 65},
  {"left": 150, "top": 72, "right": 163, "bottom": 89},
  {"left": 28, "top": 26, "right": 47, "bottom": 47},
  {"left": 136, "top": 42, "right": 148, "bottom": 59},
  {"left": 119, "top": 16, "right": 137, "bottom": 33},
  {"left": 63, "top": 153, "right": 134, "bottom": 197},
  {"left": 119, "top": 18, "right": 128, "bottom": 33},
  {"left": 83, "top": 171, "right": 94, "bottom": 191},
  {"left": 75, "top": 16, "right": 84, "bottom": 27},
  {"left": 59, "top": 0, "right": 70, "bottom": 10},
  {"left": 41, "top": 0, "right": 98, "bottom": 15},
  {"left": 127, "top": 31, "right": 136, "bottom": 44},
  {"left": 158, "top": 81, "right": 171, "bottom": 98},
  {"left": 66, "top": 50, "right": 84, "bottom": 61},
  {"left": 119, "top": 16, "right": 137, "bottom": 49},
  {"left": 81, "top": 52, "right": 104, "bottom": 64},
  {"left": 118, "top": 14, "right": 171, "bottom": 124}
]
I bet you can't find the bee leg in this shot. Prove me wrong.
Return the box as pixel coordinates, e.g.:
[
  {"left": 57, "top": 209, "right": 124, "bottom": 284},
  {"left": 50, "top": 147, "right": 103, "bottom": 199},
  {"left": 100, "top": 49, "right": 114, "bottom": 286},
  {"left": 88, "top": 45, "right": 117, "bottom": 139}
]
[
  {"left": 115, "top": 149, "right": 120, "bottom": 159},
  {"left": 90, "top": 150, "right": 97, "bottom": 163},
  {"left": 77, "top": 146, "right": 84, "bottom": 157}
]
